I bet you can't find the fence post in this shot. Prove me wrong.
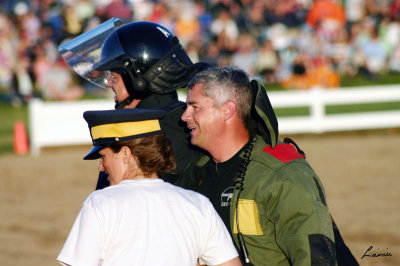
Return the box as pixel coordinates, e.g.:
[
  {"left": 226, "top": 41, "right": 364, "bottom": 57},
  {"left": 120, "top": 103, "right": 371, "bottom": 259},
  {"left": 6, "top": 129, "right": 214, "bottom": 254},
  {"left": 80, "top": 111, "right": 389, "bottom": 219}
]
[
  {"left": 310, "top": 86, "right": 324, "bottom": 133},
  {"left": 28, "top": 98, "right": 41, "bottom": 156}
]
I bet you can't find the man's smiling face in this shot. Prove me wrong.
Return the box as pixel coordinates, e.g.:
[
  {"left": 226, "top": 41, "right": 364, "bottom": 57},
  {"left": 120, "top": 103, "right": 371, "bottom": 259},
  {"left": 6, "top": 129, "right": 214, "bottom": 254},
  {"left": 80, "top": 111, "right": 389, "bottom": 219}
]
[{"left": 181, "top": 83, "right": 225, "bottom": 151}]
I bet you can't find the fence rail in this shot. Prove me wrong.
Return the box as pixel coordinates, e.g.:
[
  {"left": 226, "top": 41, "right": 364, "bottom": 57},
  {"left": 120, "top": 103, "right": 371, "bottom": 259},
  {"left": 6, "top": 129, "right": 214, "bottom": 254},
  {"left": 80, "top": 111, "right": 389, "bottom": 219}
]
[
  {"left": 29, "top": 85, "right": 400, "bottom": 155},
  {"left": 267, "top": 85, "right": 400, "bottom": 134},
  {"left": 29, "top": 99, "right": 114, "bottom": 156}
]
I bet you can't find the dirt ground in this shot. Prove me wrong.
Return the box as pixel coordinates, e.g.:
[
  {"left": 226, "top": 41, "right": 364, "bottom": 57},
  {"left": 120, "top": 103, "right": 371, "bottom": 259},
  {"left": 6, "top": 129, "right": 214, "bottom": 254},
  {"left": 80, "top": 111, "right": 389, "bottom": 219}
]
[{"left": 0, "top": 131, "right": 399, "bottom": 266}]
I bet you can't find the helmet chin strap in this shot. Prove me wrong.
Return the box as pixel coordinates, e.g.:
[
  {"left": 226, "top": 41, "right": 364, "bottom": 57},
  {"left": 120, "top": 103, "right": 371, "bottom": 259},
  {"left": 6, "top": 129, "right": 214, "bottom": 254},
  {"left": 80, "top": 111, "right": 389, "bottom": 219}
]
[{"left": 115, "top": 96, "right": 134, "bottom": 109}]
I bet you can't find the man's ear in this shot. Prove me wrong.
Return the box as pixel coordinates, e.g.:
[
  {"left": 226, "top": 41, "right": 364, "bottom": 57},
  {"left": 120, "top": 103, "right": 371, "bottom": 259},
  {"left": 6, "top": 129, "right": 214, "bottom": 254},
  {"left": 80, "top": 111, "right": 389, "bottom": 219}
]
[{"left": 222, "top": 100, "right": 236, "bottom": 121}]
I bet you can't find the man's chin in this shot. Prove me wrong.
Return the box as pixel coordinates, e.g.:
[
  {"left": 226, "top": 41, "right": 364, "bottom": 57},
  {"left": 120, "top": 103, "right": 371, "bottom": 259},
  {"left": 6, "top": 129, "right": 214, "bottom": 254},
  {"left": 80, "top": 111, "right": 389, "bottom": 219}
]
[
  {"left": 189, "top": 136, "right": 204, "bottom": 149},
  {"left": 189, "top": 135, "right": 197, "bottom": 145}
]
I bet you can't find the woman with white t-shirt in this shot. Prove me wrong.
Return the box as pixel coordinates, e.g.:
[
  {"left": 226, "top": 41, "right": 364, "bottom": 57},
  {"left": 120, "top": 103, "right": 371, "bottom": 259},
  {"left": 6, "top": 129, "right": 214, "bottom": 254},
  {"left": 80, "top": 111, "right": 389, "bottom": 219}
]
[{"left": 57, "top": 108, "right": 241, "bottom": 266}]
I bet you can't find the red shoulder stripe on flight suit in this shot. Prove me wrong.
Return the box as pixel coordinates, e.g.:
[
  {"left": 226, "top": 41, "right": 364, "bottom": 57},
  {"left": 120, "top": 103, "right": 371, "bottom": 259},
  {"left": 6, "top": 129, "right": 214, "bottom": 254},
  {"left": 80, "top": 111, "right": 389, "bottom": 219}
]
[{"left": 262, "top": 143, "right": 306, "bottom": 163}]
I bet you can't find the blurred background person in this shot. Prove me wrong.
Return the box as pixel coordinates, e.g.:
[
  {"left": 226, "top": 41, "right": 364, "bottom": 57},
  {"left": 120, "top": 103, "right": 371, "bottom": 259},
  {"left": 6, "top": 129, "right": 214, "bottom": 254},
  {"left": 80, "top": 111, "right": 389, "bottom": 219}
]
[
  {"left": 38, "top": 58, "right": 84, "bottom": 101},
  {"left": 255, "top": 38, "right": 280, "bottom": 84},
  {"left": 231, "top": 32, "right": 257, "bottom": 77},
  {"left": 280, "top": 53, "right": 314, "bottom": 90},
  {"left": 103, "top": 0, "right": 133, "bottom": 22},
  {"left": 210, "top": 5, "right": 239, "bottom": 55}
]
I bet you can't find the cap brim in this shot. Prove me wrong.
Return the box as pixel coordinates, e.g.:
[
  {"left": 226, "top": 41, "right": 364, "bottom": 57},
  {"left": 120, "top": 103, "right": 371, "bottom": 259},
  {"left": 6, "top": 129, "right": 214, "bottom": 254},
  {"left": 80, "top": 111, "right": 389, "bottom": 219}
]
[{"left": 83, "top": 145, "right": 108, "bottom": 160}]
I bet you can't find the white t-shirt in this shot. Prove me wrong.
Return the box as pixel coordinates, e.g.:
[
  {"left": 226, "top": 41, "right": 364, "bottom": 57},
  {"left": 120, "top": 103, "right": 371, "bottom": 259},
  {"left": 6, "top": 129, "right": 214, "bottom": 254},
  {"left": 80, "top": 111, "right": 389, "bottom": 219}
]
[{"left": 57, "top": 179, "right": 238, "bottom": 266}]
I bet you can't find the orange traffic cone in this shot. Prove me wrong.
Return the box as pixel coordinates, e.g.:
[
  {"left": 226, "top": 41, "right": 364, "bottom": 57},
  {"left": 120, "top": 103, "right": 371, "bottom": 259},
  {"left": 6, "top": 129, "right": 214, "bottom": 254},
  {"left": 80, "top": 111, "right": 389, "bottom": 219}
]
[{"left": 13, "top": 120, "right": 29, "bottom": 155}]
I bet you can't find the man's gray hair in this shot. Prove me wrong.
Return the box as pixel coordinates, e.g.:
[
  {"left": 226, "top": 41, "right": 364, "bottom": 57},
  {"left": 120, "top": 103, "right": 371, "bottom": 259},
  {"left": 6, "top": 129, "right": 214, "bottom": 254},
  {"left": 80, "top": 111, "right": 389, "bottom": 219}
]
[{"left": 187, "top": 66, "right": 253, "bottom": 122}]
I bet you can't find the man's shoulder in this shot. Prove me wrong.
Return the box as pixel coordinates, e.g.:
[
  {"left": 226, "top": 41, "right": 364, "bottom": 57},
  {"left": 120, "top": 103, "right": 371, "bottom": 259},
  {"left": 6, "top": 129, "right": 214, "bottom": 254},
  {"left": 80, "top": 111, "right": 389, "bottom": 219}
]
[
  {"left": 251, "top": 137, "right": 307, "bottom": 169},
  {"left": 261, "top": 143, "right": 306, "bottom": 163},
  {"left": 249, "top": 137, "right": 319, "bottom": 189}
]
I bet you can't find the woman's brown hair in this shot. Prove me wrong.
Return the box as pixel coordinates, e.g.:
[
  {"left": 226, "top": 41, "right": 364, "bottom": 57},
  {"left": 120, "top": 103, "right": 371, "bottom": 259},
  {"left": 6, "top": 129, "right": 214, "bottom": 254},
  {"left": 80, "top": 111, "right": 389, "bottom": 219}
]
[{"left": 109, "top": 134, "right": 176, "bottom": 176}]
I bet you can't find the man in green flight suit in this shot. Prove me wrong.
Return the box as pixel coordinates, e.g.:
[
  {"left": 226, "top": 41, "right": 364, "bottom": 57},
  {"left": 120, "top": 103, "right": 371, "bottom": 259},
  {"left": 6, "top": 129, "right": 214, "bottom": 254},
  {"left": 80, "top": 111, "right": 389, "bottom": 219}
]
[{"left": 180, "top": 66, "right": 358, "bottom": 265}]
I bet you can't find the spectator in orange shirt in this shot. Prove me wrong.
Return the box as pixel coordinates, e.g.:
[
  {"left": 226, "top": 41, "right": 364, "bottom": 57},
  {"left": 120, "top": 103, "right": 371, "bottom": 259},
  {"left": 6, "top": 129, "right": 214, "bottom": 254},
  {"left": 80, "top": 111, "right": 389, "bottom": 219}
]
[
  {"left": 309, "top": 55, "right": 340, "bottom": 89},
  {"left": 281, "top": 54, "right": 339, "bottom": 90},
  {"left": 280, "top": 55, "right": 314, "bottom": 90},
  {"left": 306, "top": 0, "right": 346, "bottom": 29},
  {"left": 174, "top": 6, "right": 200, "bottom": 47}
]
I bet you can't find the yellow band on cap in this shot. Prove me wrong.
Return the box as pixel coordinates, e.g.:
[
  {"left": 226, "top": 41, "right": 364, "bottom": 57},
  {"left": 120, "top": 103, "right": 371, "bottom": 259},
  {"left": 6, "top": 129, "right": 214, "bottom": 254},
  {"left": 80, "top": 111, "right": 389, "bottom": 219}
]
[{"left": 91, "top": 120, "right": 161, "bottom": 140}]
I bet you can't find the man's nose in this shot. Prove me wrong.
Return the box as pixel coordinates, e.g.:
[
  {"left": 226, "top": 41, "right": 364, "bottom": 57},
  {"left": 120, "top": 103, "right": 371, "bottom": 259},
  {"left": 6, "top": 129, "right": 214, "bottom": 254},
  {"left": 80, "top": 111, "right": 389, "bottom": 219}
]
[{"left": 181, "top": 108, "right": 190, "bottom": 122}]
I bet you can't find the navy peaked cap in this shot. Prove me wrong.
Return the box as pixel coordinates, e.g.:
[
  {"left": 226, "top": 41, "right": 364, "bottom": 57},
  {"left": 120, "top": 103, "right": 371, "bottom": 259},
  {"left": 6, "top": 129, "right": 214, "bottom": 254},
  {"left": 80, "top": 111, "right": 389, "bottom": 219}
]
[{"left": 83, "top": 108, "right": 166, "bottom": 160}]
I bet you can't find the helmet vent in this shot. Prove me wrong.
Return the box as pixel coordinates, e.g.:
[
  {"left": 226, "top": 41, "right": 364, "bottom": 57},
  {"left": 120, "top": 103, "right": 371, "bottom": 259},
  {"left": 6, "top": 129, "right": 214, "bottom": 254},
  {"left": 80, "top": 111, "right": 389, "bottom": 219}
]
[{"left": 124, "top": 60, "right": 131, "bottom": 67}]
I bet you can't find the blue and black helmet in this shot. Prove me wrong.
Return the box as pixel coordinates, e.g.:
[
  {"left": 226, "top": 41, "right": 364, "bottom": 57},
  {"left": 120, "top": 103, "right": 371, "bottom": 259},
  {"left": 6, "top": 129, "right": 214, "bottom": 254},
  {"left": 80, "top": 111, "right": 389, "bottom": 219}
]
[{"left": 94, "top": 21, "right": 196, "bottom": 98}]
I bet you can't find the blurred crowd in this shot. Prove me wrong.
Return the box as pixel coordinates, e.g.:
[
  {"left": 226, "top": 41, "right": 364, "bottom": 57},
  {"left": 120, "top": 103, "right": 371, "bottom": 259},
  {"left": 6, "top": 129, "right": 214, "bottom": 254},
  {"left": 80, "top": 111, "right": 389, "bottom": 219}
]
[{"left": 1, "top": 0, "right": 400, "bottom": 105}]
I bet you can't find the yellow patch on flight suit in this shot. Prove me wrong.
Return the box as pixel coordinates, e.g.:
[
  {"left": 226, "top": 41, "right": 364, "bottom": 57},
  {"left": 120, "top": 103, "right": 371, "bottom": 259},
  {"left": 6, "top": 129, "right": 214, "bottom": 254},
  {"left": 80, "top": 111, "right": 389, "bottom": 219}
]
[{"left": 233, "top": 199, "right": 263, "bottom": 235}]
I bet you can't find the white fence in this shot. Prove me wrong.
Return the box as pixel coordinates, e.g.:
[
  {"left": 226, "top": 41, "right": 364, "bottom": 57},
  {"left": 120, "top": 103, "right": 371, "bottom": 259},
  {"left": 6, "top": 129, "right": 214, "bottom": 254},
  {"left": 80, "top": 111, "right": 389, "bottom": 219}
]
[
  {"left": 267, "top": 85, "right": 400, "bottom": 134},
  {"left": 29, "top": 85, "right": 400, "bottom": 155},
  {"left": 29, "top": 99, "right": 114, "bottom": 156}
]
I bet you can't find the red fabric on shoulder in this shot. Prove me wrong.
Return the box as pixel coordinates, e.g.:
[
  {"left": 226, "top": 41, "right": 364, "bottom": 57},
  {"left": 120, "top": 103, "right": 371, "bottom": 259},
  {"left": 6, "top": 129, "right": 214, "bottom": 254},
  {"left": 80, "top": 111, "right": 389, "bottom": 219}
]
[{"left": 263, "top": 143, "right": 306, "bottom": 163}]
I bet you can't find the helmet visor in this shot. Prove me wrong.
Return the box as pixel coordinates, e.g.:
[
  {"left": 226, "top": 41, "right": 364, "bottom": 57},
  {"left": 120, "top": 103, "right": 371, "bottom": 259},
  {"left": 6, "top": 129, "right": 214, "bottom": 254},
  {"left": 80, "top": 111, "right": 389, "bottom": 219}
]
[{"left": 58, "top": 17, "right": 124, "bottom": 89}]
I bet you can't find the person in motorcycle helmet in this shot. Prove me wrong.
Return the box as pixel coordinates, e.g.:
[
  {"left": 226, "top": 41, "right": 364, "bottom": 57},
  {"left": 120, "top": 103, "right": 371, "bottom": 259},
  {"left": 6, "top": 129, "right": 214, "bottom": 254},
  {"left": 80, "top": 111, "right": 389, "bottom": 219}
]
[
  {"left": 94, "top": 20, "right": 207, "bottom": 110},
  {"left": 60, "top": 19, "right": 208, "bottom": 189}
]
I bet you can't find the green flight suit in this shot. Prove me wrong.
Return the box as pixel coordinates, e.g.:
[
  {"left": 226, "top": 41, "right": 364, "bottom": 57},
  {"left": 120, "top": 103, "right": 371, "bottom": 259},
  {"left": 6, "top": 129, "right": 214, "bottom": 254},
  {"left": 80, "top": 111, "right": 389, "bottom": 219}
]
[{"left": 187, "top": 136, "right": 336, "bottom": 265}]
